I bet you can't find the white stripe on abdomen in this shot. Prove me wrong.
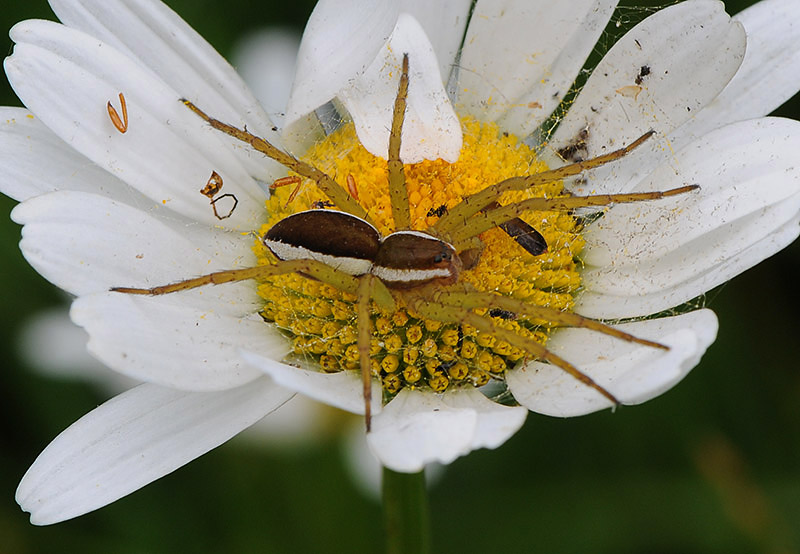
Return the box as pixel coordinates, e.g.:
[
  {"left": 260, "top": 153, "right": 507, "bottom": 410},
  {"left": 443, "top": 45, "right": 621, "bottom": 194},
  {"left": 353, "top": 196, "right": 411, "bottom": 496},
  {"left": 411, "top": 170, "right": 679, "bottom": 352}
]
[{"left": 264, "top": 239, "right": 373, "bottom": 276}]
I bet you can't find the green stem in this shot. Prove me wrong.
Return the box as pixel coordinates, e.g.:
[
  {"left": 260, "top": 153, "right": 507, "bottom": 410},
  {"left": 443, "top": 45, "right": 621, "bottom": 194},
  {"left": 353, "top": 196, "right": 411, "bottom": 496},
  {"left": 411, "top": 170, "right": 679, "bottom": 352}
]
[{"left": 382, "top": 467, "right": 431, "bottom": 554}]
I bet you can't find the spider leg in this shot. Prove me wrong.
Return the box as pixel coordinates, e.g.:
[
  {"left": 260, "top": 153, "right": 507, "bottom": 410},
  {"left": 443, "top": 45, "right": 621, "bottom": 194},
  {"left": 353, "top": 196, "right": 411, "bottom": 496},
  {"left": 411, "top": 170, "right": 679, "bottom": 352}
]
[
  {"left": 451, "top": 184, "right": 699, "bottom": 246},
  {"left": 407, "top": 295, "right": 620, "bottom": 406},
  {"left": 181, "top": 99, "right": 370, "bottom": 224},
  {"left": 433, "top": 131, "right": 654, "bottom": 237},
  {"left": 428, "top": 288, "right": 667, "bottom": 350},
  {"left": 387, "top": 53, "right": 411, "bottom": 231},
  {"left": 357, "top": 275, "right": 376, "bottom": 431},
  {"left": 111, "top": 258, "right": 396, "bottom": 312}
]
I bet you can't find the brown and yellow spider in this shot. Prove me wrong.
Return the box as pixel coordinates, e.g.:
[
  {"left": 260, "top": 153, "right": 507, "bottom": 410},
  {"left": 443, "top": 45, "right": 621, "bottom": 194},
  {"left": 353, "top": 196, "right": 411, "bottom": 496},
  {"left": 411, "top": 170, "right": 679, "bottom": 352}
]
[{"left": 112, "top": 54, "right": 697, "bottom": 430}]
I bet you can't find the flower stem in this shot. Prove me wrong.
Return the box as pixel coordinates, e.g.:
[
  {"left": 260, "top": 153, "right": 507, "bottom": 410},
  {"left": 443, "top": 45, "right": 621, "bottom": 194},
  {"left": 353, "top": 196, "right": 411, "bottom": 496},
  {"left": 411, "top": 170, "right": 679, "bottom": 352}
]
[{"left": 382, "top": 467, "right": 431, "bottom": 554}]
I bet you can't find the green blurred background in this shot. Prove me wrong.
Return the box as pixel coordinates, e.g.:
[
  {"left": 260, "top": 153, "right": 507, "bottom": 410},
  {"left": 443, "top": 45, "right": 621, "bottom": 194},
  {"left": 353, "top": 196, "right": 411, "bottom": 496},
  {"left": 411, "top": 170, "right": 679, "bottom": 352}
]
[{"left": 1, "top": 1, "right": 798, "bottom": 552}]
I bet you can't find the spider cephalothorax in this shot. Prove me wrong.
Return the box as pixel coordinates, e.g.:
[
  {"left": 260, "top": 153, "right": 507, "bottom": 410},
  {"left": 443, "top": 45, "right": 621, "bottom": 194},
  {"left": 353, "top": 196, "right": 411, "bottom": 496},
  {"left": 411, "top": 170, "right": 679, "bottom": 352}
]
[{"left": 113, "top": 54, "right": 698, "bottom": 430}]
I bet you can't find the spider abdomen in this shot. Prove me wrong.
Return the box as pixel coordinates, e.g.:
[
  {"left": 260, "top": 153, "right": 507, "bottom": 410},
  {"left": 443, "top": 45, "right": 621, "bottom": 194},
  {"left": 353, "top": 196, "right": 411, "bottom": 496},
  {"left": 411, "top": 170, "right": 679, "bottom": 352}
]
[{"left": 263, "top": 209, "right": 380, "bottom": 276}]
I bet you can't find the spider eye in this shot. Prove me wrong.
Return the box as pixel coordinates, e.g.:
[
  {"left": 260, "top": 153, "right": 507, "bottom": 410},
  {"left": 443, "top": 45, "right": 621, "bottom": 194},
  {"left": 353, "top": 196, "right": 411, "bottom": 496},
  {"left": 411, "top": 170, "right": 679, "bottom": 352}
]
[{"left": 433, "top": 250, "right": 451, "bottom": 264}]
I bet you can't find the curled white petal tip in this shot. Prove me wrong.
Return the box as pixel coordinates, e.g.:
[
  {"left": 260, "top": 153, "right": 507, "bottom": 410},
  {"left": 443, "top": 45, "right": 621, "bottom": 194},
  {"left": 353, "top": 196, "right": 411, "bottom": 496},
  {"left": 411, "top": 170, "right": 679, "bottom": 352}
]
[
  {"left": 685, "top": 0, "right": 800, "bottom": 135},
  {"left": 284, "top": 0, "right": 399, "bottom": 129},
  {"left": 507, "top": 310, "right": 719, "bottom": 418},
  {"left": 338, "top": 13, "right": 462, "bottom": 163},
  {"left": 286, "top": 11, "right": 461, "bottom": 164},
  {"left": 366, "top": 388, "right": 526, "bottom": 473}
]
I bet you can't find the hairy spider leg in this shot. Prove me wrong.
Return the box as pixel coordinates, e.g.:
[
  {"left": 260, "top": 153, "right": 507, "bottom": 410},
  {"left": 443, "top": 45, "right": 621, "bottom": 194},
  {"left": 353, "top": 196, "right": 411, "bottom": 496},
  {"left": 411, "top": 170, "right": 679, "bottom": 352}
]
[
  {"left": 427, "top": 287, "right": 666, "bottom": 350},
  {"left": 433, "top": 131, "right": 655, "bottom": 237},
  {"left": 451, "top": 185, "right": 699, "bottom": 247},
  {"left": 111, "top": 258, "right": 396, "bottom": 313},
  {"left": 366, "top": 55, "right": 621, "bottom": 414},
  {"left": 387, "top": 53, "right": 411, "bottom": 231},
  {"left": 357, "top": 275, "right": 376, "bottom": 431},
  {"left": 384, "top": 54, "right": 550, "bottom": 254},
  {"left": 181, "top": 99, "right": 371, "bottom": 225},
  {"left": 407, "top": 294, "right": 620, "bottom": 406}
]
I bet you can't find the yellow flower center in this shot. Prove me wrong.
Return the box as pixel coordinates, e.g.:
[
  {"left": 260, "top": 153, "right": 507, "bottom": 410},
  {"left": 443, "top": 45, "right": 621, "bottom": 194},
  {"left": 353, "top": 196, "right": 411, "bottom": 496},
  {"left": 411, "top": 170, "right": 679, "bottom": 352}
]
[{"left": 254, "top": 118, "right": 584, "bottom": 396}]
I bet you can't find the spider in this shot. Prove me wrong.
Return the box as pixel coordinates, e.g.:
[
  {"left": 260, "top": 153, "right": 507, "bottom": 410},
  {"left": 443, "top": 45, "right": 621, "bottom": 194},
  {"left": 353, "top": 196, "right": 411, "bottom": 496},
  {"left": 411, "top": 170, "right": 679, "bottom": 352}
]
[{"left": 113, "top": 54, "right": 698, "bottom": 430}]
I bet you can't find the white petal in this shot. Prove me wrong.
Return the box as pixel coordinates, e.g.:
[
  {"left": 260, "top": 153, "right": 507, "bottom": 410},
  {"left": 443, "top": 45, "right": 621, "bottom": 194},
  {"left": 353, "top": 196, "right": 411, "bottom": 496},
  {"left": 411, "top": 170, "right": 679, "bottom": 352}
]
[
  {"left": 6, "top": 20, "right": 266, "bottom": 229},
  {"left": 48, "top": 0, "right": 271, "bottom": 129},
  {"left": 457, "top": 0, "right": 617, "bottom": 137},
  {"left": 577, "top": 118, "right": 800, "bottom": 319},
  {"left": 338, "top": 13, "right": 462, "bottom": 163},
  {"left": 507, "top": 310, "right": 718, "bottom": 417},
  {"left": 241, "top": 349, "right": 383, "bottom": 416},
  {"left": 551, "top": 0, "right": 745, "bottom": 195},
  {"left": 0, "top": 107, "right": 134, "bottom": 202},
  {"left": 441, "top": 388, "right": 527, "bottom": 450},
  {"left": 585, "top": 118, "right": 800, "bottom": 264},
  {"left": 400, "top": 0, "right": 472, "bottom": 82},
  {"left": 70, "top": 292, "right": 287, "bottom": 391},
  {"left": 342, "top": 419, "right": 446, "bottom": 499},
  {"left": 367, "top": 388, "right": 526, "bottom": 472},
  {"left": 284, "top": 0, "right": 398, "bottom": 132},
  {"left": 578, "top": 213, "right": 800, "bottom": 320},
  {"left": 231, "top": 28, "right": 301, "bottom": 129},
  {"left": 17, "top": 380, "right": 293, "bottom": 525},
  {"left": 367, "top": 390, "right": 475, "bottom": 472},
  {"left": 672, "top": 0, "right": 800, "bottom": 146},
  {"left": 49, "top": 0, "right": 282, "bottom": 178},
  {"left": 11, "top": 190, "right": 256, "bottom": 298}
]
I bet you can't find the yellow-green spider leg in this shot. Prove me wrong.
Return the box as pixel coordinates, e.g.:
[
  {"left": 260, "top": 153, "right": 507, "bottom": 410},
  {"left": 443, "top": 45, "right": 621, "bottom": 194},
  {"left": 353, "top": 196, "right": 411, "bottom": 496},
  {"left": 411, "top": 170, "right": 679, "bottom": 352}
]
[
  {"left": 387, "top": 53, "right": 411, "bottom": 231},
  {"left": 450, "top": 184, "right": 699, "bottom": 248},
  {"left": 427, "top": 287, "right": 667, "bottom": 350},
  {"left": 433, "top": 131, "right": 655, "bottom": 237},
  {"left": 111, "top": 259, "right": 396, "bottom": 313},
  {"left": 181, "top": 99, "right": 371, "bottom": 225},
  {"left": 356, "top": 274, "right": 393, "bottom": 431},
  {"left": 406, "top": 294, "right": 620, "bottom": 406}
]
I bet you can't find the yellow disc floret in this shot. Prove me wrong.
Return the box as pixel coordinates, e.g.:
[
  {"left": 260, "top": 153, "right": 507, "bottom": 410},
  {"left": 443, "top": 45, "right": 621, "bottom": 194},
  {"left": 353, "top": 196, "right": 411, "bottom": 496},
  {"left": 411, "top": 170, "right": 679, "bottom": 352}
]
[{"left": 254, "top": 118, "right": 583, "bottom": 397}]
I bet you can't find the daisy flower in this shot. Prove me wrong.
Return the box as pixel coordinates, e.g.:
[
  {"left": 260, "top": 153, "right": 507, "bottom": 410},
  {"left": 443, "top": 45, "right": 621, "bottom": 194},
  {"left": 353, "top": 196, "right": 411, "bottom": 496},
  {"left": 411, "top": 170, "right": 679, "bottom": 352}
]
[{"left": 3, "top": 0, "right": 799, "bottom": 526}]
